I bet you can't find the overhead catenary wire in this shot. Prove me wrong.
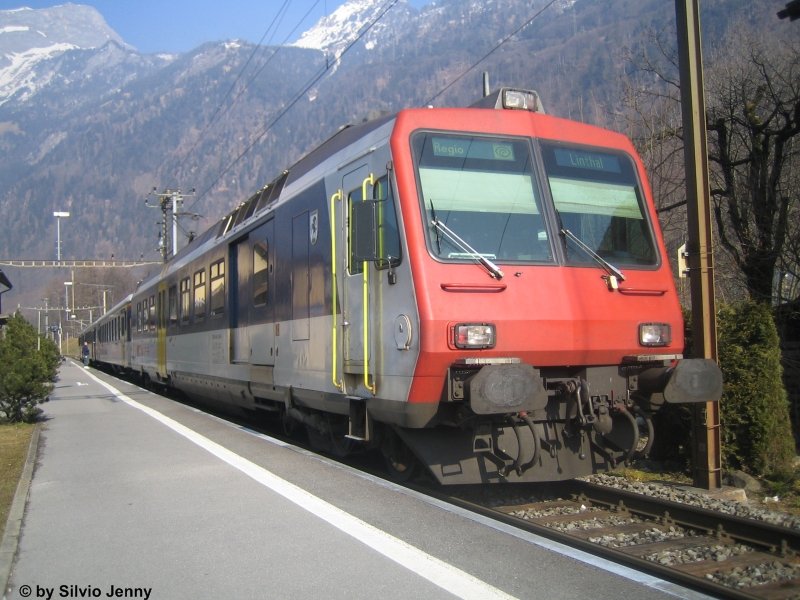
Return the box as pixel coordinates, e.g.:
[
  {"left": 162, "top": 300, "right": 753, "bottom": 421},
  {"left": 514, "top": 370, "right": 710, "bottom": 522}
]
[
  {"left": 186, "top": 0, "right": 400, "bottom": 215},
  {"left": 177, "top": 0, "right": 318, "bottom": 174},
  {"left": 424, "top": 0, "right": 560, "bottom": 106},
  {"left": 184, "top": 0, "right": 553, "bottom": 219}
]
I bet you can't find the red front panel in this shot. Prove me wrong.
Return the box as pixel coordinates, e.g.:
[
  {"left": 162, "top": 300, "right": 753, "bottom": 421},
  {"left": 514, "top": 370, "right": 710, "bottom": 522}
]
[{"left": 389, "top": 108, "right": 683, "bottom": 404}]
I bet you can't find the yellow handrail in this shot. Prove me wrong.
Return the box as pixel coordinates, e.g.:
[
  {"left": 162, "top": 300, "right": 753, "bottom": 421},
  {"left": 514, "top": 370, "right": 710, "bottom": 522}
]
[
  {"left": 330, "top": 189, "right": 344, "bottom": 391},
  {"left": 361, "top": 174, "right": 376, "bottom": 394}
]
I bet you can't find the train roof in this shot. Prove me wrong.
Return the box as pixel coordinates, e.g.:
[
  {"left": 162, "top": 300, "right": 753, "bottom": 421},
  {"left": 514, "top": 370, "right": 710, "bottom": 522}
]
[
  {"left": 165, "top": 112, "right": 397, "bottom": 269},
  {"left": 286, "top": 113, "right": 396, "bottom": 184},
  {"left": 161, "top": 88, "right": 551, "bottom": 269}
]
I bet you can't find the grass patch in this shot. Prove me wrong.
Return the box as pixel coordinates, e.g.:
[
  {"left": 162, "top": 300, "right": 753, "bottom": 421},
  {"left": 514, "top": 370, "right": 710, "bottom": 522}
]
[
  {"left": 0, "top": 423, "right": 35, "bottom": 537},
  {"left": 611, "top": 464, "right": 693, "bottom": 485}
]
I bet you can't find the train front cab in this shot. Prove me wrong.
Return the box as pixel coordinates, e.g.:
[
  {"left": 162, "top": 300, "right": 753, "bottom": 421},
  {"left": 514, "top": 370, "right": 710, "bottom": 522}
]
[{"left": 353, "top": 89, "right": 723, "bottom": 484}]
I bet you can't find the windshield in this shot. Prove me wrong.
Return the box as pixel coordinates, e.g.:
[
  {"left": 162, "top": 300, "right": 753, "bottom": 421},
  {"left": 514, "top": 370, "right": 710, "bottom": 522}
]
[
  {"left": 412, "top": 133, "right": 553, "bottom": 264},
  {"left": 541, "top": 143, "right": 657, "bottom": 266}
]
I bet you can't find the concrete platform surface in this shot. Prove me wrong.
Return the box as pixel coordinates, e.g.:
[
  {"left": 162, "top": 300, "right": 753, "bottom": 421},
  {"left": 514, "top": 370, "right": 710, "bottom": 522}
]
[{"left": 3, "top": 360, "right": 711, "bottom": 600}]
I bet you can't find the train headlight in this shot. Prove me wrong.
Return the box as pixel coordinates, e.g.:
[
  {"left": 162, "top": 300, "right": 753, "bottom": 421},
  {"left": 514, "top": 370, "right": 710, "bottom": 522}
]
[
  {"left": 502, "top": 89, "right": 543, "bottom": 112},
  {"left": 639, "top": 323, "right": 671, "bottom": 347},
  {"left": 454, "top": 323, "right": 495, "bottom": 349}
]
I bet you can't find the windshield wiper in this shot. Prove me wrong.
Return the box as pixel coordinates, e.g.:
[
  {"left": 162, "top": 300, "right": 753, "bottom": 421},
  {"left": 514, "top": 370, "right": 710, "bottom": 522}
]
[
  {"left": 429, "top": 199, "right": 442, "bottom": 254},
  {"left": 559, "top": 227, "right": 625, "bottom": 288},
  {"left": 431, "top": 218, "right": 504, "bottom": 280}
]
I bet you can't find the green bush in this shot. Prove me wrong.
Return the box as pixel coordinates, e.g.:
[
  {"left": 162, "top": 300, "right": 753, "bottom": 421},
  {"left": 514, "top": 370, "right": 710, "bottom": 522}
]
[
  {"left": 0, "top": 313, "right": 58, "bottom": 423},
  {"left": 717, "top": 301, "right": 795, "bottom": 477},
  {"left": 651, "top": 302, "right": 795, "bottom": 479}
]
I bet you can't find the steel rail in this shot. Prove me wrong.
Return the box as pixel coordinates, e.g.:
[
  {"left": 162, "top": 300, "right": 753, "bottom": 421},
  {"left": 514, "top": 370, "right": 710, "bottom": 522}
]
[{"left": 423, "top": 480, "right": 799, "bottom": 600}]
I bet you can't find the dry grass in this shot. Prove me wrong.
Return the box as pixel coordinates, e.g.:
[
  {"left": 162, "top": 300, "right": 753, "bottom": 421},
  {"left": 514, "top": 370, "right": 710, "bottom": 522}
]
[{"left": 0, "top": 424, "right": 35, "bottom": 537}]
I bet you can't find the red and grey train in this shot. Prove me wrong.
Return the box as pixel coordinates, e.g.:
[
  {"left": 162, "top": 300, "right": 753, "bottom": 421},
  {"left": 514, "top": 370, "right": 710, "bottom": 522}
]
[{"left": 81, "top": 88, "right": 722, "bottom": 484}]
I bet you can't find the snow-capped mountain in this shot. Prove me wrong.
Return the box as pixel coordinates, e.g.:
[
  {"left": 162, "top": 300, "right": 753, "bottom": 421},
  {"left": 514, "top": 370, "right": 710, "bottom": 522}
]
[
  {"left": 0, "top": 0, "right": 774, "bottom": 317},
  {"left": 0, "top": 4, "right": 126, "bottom": 105},
  {"left": 291, "top": 0, "right": 414, "bottom": 59}
]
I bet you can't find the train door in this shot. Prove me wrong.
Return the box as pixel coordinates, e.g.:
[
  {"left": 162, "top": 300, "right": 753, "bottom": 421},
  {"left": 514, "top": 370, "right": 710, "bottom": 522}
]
[
  {"left": 231, "top": 220, "right": 276, "bottom": 365},
  {"left": 291, "top": 212, "right": 311, "bottom": 341},
  {"left": 156, "top": 282, "right": 167, "bottom": 380},
  {"left": 232, "top": 237, "right": 250, "bottom": 363},
  {"left": 339, "top": 165, "right": 370, "bottom": 374},
  {"left": 250, "top": 220, "right": 276, "bottom": 365}
]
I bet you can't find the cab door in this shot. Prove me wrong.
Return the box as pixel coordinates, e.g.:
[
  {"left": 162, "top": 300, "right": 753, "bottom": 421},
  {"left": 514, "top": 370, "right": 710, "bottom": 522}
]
[
  {"left": 340, "top": 165, "right": 371, "bottom": 373},
  {"left": 337, "top": 163, "right": 390, "bottom": 396}
]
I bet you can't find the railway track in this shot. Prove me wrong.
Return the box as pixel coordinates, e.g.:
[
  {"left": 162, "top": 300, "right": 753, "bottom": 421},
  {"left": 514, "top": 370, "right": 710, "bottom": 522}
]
[
  {"left": 440, "top": 480, "right": 800, "bottom": 599},
  {"left": 94, "top": 366, "right": 799, "bottom": 598}
]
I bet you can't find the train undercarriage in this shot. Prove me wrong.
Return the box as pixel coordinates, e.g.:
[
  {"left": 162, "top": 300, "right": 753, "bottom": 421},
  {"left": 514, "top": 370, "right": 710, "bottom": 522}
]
[
  {"left": 97, "top": 352, "right": 720, "bottom": 485},
  {"left": 270, "top": 356, "right": 723, "bottom": 485}
]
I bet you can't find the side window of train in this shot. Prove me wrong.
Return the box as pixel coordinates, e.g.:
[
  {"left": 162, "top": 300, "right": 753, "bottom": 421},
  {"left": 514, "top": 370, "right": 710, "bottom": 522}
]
[
  {"left": 194, "top": 268, "right": 207, "bottom": 321},
  {"left": 180, "top": 277, "right": 191, "bottom": 324},
  {"left": 253, "top": 241, "right": 269, "bottom": 306},
  {"left": 148, "top": 295, "right": 156, "bottom": 331},
  {"left": 348, "top": 174, "right": 401, "bottom": 274},
  {"left": 374, "top": 175, "right": 401, "bottom": 270},
  {"left": 347, "top": 185, "right": 364, "bottom": 276},
  {"left": 168, "top": 285, "right": 178, "bottom": 327},
  {"left": 210, "top": 259, "right": 225, "bottom": 316}
]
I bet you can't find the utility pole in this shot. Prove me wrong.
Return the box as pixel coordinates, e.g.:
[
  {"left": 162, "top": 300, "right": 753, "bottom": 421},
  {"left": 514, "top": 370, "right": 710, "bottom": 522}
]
[
  {"left": 675, "top": 0, "right": 721, "bottom": 490},
  {"left": 53, "top": 211, "right": 70, "bottom": 262},
  {"left": 145, "top": 188, "right": 197, "bottom": 262}
]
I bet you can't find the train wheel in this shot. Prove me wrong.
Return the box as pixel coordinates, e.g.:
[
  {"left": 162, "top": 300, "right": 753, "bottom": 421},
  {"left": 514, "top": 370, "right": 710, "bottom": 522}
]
[
  {"left": 321, "top": 415, "right": 359, "bottom": 458},
  {"left": 329, "top": 433, "right": 359, "bottom": 458},
  {"left": 381, "top": 432, "right": 419, "bottom": 482}
]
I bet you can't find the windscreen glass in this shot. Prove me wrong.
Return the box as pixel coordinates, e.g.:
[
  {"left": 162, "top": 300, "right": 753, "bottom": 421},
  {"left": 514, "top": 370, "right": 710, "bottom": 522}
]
[
  {"left": 541, "top": 143, "right": 657, "bottom": 266},
  {"left": 412, "top": 133, "right": 553, "bottom": 263}
]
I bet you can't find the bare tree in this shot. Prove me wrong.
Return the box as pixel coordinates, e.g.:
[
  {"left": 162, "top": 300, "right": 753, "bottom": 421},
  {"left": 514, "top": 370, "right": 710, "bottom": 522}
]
[
  {"left": 622, "top": 22, "right": 800, "bottom": 304},
  {"left": 705, "top": 31, "right": 800, "bottom": 303}
]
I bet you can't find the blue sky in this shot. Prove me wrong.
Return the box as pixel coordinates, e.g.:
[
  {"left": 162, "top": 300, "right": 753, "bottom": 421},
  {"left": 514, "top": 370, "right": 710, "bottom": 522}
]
[{"left": 1, "top": 0, "right": 431, "bottom": 53}]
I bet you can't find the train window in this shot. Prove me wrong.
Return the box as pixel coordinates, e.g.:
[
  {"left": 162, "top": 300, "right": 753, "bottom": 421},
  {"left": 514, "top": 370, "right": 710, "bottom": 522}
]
[
  {"left": 219, "top": 214, "right": 234, "bottom": 237},
  {"left": 168, "top": 285, "right": 178, "bottom": 326},
  {"left": 540, "top": 143, "right": 657, "bottom": 267},
  {"left": 253, "top": 243, "right": 268, "bottom": 306},
  {"left": 180, "top": 277, "right": 191, "bottom": 323},
  {"left": 234, "top": 197, "right": 256, "bottom": 228},
  {"left": 374, "top": 175, "right": 401, "bottom": 270},
  {"left": 253, "top": 186, "right": 271, "bottom": 214},
  {"left": 210, "top": 259, "right": 225, "bottom": 315},
  {"left": 136, "top": 301, "right": 142, "bottom": 332},
  {"left": 148, "top": 295, "right": 156, "bottom": 331},
  {"left": 193, "top": 269, "right": 206, "bottom": 320},
  {"left": 412, "top": 133, "right": 553, "bottom": 264},
  {"left": 347, "top": 185, "right": 365, "bottom": 275},
  {"left": 255, "top": 171, "right": 287, "bottom": 213}
]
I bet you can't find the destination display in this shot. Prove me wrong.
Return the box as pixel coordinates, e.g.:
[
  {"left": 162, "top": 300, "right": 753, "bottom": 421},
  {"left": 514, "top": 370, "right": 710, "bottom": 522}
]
[
  {"left": 432, "top": 137, "right": 516, "bottom": 161},
  {"left": 553, "top": 148, "right": 622, "bottom": 173}
]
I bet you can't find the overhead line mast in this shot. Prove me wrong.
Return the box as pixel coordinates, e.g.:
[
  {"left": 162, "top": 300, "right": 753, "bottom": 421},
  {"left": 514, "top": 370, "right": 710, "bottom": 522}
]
[{"left": 146, "top": 188, "right": 198, "bottom": 262}]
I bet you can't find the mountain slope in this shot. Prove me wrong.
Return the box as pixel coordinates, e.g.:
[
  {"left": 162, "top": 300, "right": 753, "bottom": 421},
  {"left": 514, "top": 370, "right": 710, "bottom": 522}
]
[
  {"left": 291, "top": 0, "right": 414, "bottom": 59},
  {"left": 0, "top": 0, "right": 781, "bottom": 313},
  {"left": 0, "top": 4, "right": 127, "bottom": 105}
]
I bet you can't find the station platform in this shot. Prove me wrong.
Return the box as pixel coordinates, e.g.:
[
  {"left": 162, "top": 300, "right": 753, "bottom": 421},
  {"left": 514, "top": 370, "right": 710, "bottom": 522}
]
[{"left": 3, "top": 360, "right": 710, "bottom": 600}]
